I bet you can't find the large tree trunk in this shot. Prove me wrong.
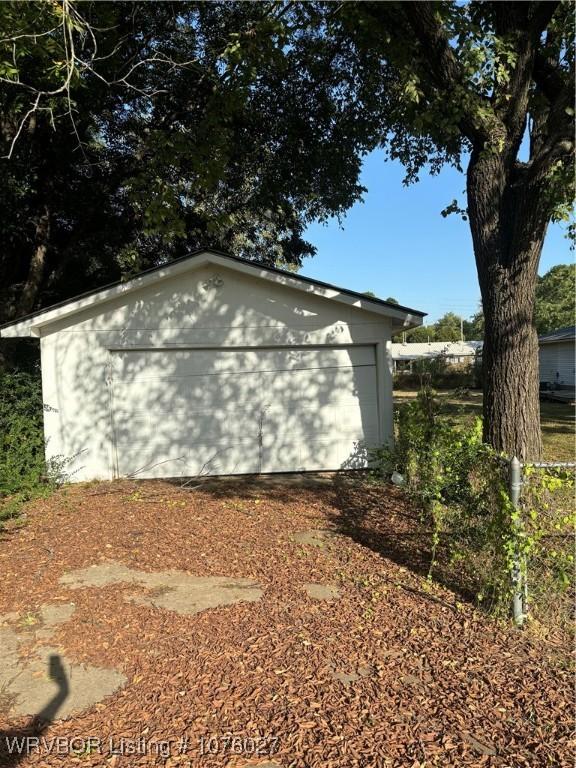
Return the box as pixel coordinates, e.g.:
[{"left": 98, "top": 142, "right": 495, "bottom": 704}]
[
  {"left": 17, "top": 202, "right": 50, "bottom": 317},
  {"left": 467, "top": 150, "right": 547, "bottom": 460},
  {"left": 479, "top": 255, "right": 543, "bottom": 461}
]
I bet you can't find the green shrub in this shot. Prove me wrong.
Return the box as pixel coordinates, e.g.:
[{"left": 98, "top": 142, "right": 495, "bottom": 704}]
[
  {"left": 373, "top": 388, "right": 574, "bottom": 628},
  {"left": 0, "top": 369, "right": 45, "bottom": 495},
  {"left": 0, "top": 368, "right": 59, "bottom": 522},
  {"left": 393, "top": 365, "right": 477, "bottom": 391},
  {"left": 373, "top": 388, "right": 509, "bottom": 602}
]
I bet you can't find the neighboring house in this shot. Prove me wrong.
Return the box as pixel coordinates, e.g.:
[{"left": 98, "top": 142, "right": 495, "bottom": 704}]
[
  {"left": 390, "top": 341, "right": 483, "bottom": 372},
  {"left": 0, "top": 249, "right": 425, "bottom": 481},
  {"left": 538, "top": 325, "right": 575, "bottom": 391}
]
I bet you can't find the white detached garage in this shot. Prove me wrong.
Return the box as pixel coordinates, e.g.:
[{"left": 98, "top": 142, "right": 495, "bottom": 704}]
[{"left": 0, "top": 250, "right": 424, "bottom": 481}]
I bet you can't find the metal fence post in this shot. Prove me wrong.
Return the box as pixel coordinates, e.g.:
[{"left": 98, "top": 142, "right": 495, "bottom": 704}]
[{"left": 509, "top": 456, "right": 525, "bottom": 627}]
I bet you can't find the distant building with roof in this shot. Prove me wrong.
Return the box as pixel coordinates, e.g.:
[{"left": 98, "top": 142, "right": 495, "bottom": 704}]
[
  {"left": 538, "top": 325, "right": 575, "bottom": 393},
  {"left": 390, "top": 341, "right": 483, "bottom": 372},
  {"left": 391, "top": 327, "right": 575, "bottom": 398}
]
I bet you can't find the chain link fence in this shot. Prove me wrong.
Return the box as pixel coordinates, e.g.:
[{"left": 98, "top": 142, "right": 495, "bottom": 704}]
[{"left": 509, "top": 457, "right": 576, "bottom": 628}]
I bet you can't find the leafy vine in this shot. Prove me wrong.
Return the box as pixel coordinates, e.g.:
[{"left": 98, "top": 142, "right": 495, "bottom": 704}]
[{"left": 373, "top": 387, "right": 574, "bottom": 622}]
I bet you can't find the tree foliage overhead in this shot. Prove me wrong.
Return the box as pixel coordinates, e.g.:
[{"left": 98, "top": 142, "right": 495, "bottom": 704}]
[
  {"left": 344, "top": 1, "right": 575, "bottom": 218},
  {"left": 0, "top": 1, "right": 380, "bottom": 320},
  {"left": 336, "top": 0, "right": 573, "bottom": 457}
]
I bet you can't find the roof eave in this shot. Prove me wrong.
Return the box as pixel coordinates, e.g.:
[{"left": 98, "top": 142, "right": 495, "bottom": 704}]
[
  {"left": 0, "top": 249, "right": 426, "bottom": 338},
  {"left": 0, "top": 324, "right": 37, "bottom": 338},
  {"left": 539, "top": 336, "right": 575, "bottom": 345}
]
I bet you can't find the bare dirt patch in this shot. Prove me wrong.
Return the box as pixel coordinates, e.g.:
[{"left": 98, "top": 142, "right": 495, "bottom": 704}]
[{"left": 0, "top": 477, "right": 572, "bottom": 767}]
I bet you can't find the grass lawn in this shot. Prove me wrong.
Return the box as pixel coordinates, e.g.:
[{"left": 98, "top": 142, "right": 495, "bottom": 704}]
[{"left": 394, "top": 389, "right": 575, "bottom": 461}]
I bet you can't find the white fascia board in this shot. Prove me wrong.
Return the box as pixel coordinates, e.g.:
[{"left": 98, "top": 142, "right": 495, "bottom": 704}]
[
  {"left": 0, "top": 321, "right": 36, "bottom": 338},
  {"left": 539, "top": 338, "right": 574, "bottom": 346},
  {"left": 0, "top": 250, "right": 424, "bottom": 337}
]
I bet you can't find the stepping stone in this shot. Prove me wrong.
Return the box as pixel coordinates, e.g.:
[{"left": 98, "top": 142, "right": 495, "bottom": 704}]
[
  {"left": 60, "top": 562, "right": 263, "bottom": 616},
  {"left": 329, "top": 662, "right": 374, "bottom": 686},
  {"left": 303, "top": 582, "right": 340, "bottom": 601},
  {"left": 262, "top": 764, "right": 282, "bottom": 767},
  {"left": 331, "top": 670, "right": 360, "bottom": 686},
  {"left": 462, "top": 732, "right": 497, "bottom": 757},
  {"left": 40, "top": 602, "right": 76, "bottom": 626},
  {"left": 0, "top": 615, "right": 125, "bottom": 720},
  {"left": 292, "top": 529, "right": 339, "bottom": 548},
  {"left": 241, "top": 763, "right": 283, "bottom": 768}
]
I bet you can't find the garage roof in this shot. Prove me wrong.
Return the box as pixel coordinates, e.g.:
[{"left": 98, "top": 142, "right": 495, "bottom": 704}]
[
  {"left": 538, "top": 325, "right": 575, "bottom": 344},
  {"left": 0, "top": 248, "right": 426, "bottom": 338}
]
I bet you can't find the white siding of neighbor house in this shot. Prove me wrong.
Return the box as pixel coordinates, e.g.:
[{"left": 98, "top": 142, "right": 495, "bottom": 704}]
[
  {"left": 38, "top": 264, "right": 394, "bottom": 481},
  {"left": 390, "top": 341, "right": 482, "bottom": 361},
  {"left": 539, "top": 341, "right": 576, "bottom": 387}
]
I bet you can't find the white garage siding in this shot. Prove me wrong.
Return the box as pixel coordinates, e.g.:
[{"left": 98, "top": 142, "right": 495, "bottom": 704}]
[
  {"left": 0, "top": 250, "right": 424, "bottom": 481},
  {"left": 539, "top": 341, "right": 575, "bottom": 387},
  {"left": 110, "top": 346, "right": 379, "bottom": 477}
]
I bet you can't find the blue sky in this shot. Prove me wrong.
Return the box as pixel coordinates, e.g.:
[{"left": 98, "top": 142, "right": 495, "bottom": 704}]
[{"left": 303, "top": 150, "right": 573, "bottom": 323}]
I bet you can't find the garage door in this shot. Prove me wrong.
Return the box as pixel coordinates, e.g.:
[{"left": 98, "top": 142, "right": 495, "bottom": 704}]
[{"left": 110, "top": 346, "right": 380, "bottom": 478}]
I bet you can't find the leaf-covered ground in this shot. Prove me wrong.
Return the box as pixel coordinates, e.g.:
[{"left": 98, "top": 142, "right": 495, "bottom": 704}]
[{"left": 0, "top": 477, "right": 573, "bottom": 767}]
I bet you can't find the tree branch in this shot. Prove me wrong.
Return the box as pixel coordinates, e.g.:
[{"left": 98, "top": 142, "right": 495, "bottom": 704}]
[
  {"left": 402, "top": 2, "right": 497, "bottom": 147},
  {"left": 530, "top": 57, "right": 574, "bottom": 178},
  {"left": 529, "top": 1, "right": 560, "bottom": 36},
  {"left": 533, "top": 50, "right": 567, "bottom": 104}
]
